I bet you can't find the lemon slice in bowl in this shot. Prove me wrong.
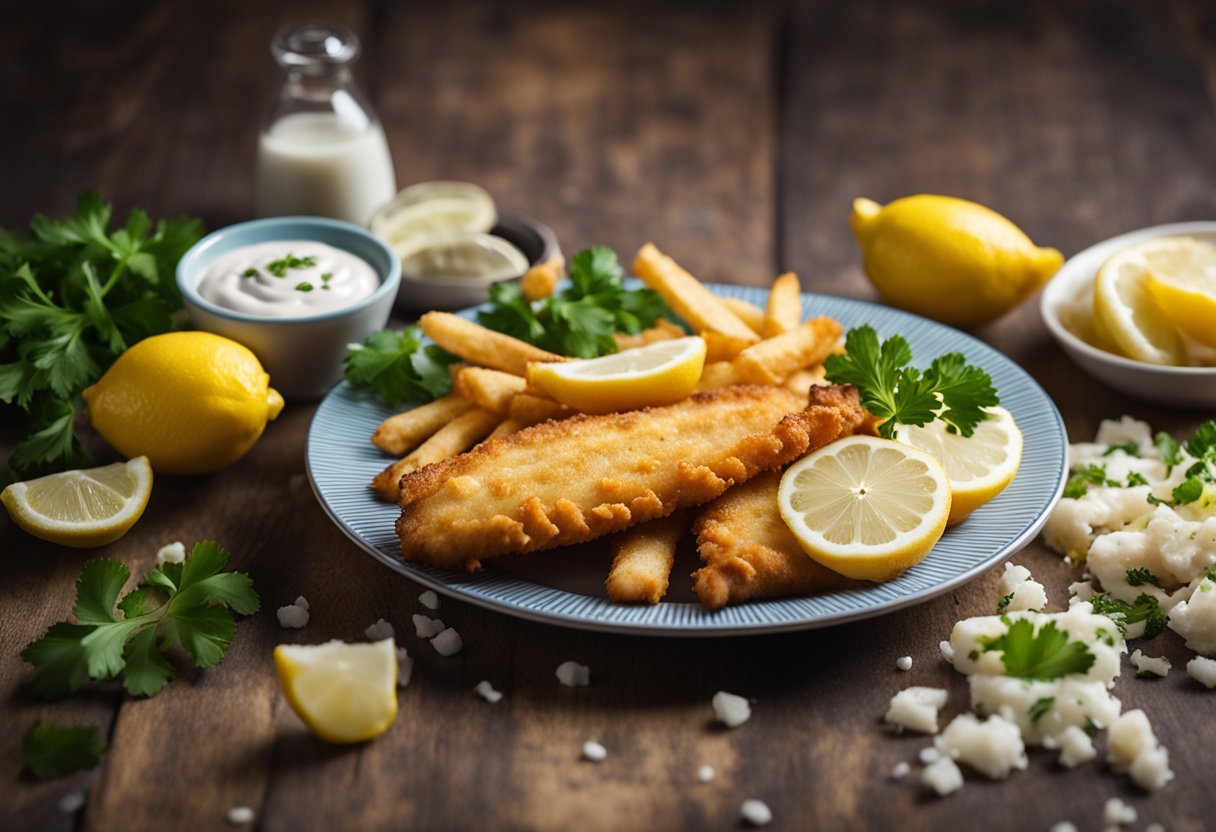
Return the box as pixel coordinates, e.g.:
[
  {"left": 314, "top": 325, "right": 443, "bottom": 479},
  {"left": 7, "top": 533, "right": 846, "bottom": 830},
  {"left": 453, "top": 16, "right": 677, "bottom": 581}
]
[
  {"left": 1, "top": 456, "right": 153, "bottom": 548},
  {"left": 275, "top": 639, "right": 398, "bottom": 744},
  {"left": 777, "top": 436, "right": 951, "bottom": 582},
  {"left": 1093, "top": 238, "right": 1189, "bottom": 364},
  {"left": 1141, "top": 237, "right": 1216, "bottom": 349},
  {"left": 370, "top": 180, "right": 497, "bottom": 248},
  {"left": 893, "top": 406, "right": 1022, "bottom": 526},
  {"left": 394, "top": 231, "right": 530, "bottom": 281},
  {"left": 526, "top": 336, "right": 707, "bottom": 414}
]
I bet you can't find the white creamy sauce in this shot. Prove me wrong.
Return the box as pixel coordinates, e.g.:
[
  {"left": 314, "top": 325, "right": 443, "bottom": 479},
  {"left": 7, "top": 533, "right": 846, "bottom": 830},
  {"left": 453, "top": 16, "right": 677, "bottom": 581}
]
[{"left": 196, "top": 240, "right": 378, "bottom": 317}]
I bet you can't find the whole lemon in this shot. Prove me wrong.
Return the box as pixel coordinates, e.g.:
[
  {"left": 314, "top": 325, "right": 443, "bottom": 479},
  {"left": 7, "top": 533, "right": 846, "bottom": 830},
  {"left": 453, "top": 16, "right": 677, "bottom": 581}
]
[
  {"left": 849, "top": 195, "right": 1063, "bottom": 328},
  {"left": 83, "top": 332, "right": 284, "bottom": 475}
]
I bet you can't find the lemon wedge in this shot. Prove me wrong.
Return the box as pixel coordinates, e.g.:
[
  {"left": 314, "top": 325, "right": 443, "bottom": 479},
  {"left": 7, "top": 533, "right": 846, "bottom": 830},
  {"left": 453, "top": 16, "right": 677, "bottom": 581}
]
[
  {"left": 1093, "top": 238, "right": 1190, "bottom": 365},
  {"left": 893, "top": 407, "right": 1022, "bottom": 526},
  {"left": 275, "top": 639, "right": 398, "bottom": 744},
  {"left": 1, "top": 457, "right": 153, "bottom": 548},
  {"left": 1140, "top": 237, "right": 1216, "bottom": 350},
  {"left": 777, "top": 436, "right": 951, "bottom": 582},
  {"left": 526, "top": 336, "right": 707, "bottom": 414}
]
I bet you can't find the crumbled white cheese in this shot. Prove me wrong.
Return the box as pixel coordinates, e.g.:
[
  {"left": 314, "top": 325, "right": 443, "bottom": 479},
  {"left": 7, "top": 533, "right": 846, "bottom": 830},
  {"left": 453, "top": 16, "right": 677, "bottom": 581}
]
[
  {"left": 1049, "top": 823, "right": 1077, "bottom": 832},
  {"left": 889, "top": 761, "right": 911, "bottom": 780},
  {"left": 1108, "top": 709, "right": 1174, "bottom": 792},
  {"left": 418, "top": 590, "right": 439, "bottom": 610},
  {"left": 58, "top": 792, "right": 85, "bottom": 813},
  {"left": 555, "top": 660, "right": 590, "bottom": 687},
  {"left": 475, "top": 680, "right": 502, "bottom": 703},
  {"left": 396, "top": 647, "right": 413, "bottom": 688},
  {"left": 1103, "top": 797, "right": 1137, "bottom": 827},
  {"left": 921, "top": 756, "right": 963, "bottom": 796},
  {"left": 156, "top": 541, "right": 186, "bottom": 564},
  {"left": 938, "top": 640, "right": 955, "bottom": 662},
  {"left": 1042, "top": 485, "right": 1157, "bottom": 561},
  {"left": 412, "top": 614, "right": 445, "bottom": 639},
  {"left": 918, "top": 746, "right": 941, "bottom": 765},
  {"left": 968, "top": 675, "right": 1121, "bottom": 746},
  {"left": 1068, "top": 581, "right": 1095, "bottom": 604},
  {"left": 227, "top": 806, "right": 255, "bottom": 825},
  {"left": 1055, "top": 725, "right": 1096, "bottom": 769},
  {"left": 1168, "top": 575, "right": 1216, "bottom": 655},
  {"left": 998, "top": 562, "right": 1048, "bottom": 612},
  {"left": 582, "top": 740, "right": 607, "bottom": 762},
  {"left": 884, "top": 686, "right": 948, "bottom": 734},
  {"left": 697, "top": 764, "right": 715, "bottom": 783},
  {"left": 740, "top": 799, "right": 772, "bottom": 826},
  {"left": 895, "top": 655, "right": 913, "bottom": 671},
  {"left": 1130, "top": 649, "right": 1171, "bottom": 678},
  {"left": 431, "top": 627, "right": 462, "bottom": 656},
  {"left": 935, "top": 713, "right": 1027, "bottom": 780},
  {"left": 1187, "top": 655, "right": 1216, "bottom": 688},
  {"left": 276, "top": 601, "right": 310, "bottom": 629},
  {"left": 365, "top": 618, "right": 395, "bottom": 641},
  {"left": 712, "top": 691, "right": 752, "bottom": 728}
]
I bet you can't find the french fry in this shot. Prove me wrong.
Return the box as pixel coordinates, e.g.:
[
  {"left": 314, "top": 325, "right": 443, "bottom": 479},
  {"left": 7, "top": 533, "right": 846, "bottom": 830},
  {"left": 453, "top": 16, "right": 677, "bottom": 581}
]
[
  {"left": 508, "top": 392, "right": 572, "bottom": 424},
  {"left": 485, "top": 416, "right": 530, "bottom": 442},
  {"left": 613, "top": 319, "right": 687, "bottom": 351},
  {"left": 371, "top": 408, "right": 501, "bottom": 501},
  {"left": 720, "top": 296, "right": 765, "bottom": 335},
  {"left": 605, "top": 514, "right": 685, "bottom": 604},
  {"left": 371, "top": 394, "right": 475, "bottom": 455},
  {"left": 782, "top": 365, "right": 827, "bottom": 397},
  {"left": 695, "top": 361, "right": 746, "bottom": 391},
  {"left": 731, "top": 316, "right": 843, "bottom": 386},
  {"left": 762, "top": 272, "right": 802, "bottom": 338},
  {"left": 452, "top": 366, "right": 528, "bottom": 415},
  {"left": 632, "top": 243, "right": 759, "bottom": 343},
  {"left": 702, "top": 331, "right": 753, "bottom": 363},
  {"left": 420, "top": 312, "right": 564, "bottom": 376},
  {"left": 521, "top": 255, "right": 563, "bottom": 301}
]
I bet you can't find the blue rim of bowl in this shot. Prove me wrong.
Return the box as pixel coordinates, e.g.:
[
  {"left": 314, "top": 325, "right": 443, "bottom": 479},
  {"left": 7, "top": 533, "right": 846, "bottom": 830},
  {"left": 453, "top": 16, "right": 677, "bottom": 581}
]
[
  {"left": 1041, "top": 221, "right": 1216, "bottom": 376},
  {"left": 176, "top": 216, "right": 402, "bottom": 325}
]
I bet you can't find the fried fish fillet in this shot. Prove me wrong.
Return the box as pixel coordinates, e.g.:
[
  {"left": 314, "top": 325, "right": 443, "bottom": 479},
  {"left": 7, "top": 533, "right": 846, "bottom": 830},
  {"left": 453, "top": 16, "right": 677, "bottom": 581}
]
[
  {"left": 395, "top": 384, "right": 871, "bottom": 570},
  {"left": 692, "top": 470, "right": 847, "bottom": 609}
]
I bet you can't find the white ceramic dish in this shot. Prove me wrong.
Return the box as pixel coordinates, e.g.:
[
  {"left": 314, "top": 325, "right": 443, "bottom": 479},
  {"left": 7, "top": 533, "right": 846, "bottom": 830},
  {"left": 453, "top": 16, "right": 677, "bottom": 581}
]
[
  {"left": 1040, "top": 221, "right": 1216, "bottom": 408},
  {"left": 177, "top": 216, "right": 401, "bottom": 401},
  {"left": 306, "top": 285, "right": 1068, "bottom": 636}
]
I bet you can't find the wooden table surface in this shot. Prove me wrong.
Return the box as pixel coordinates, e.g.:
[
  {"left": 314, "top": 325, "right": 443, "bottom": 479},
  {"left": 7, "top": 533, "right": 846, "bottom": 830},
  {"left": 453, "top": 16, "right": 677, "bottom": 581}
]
[{"left": 4, "top": 1, "right": 1216, "bottom": 830}]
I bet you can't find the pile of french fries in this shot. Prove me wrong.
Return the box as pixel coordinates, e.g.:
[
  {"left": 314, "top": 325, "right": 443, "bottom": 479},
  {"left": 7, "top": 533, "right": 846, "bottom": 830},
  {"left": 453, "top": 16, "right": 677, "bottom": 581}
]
[{"left": 369, "top": 243, "right": 843, "bottom": 605}]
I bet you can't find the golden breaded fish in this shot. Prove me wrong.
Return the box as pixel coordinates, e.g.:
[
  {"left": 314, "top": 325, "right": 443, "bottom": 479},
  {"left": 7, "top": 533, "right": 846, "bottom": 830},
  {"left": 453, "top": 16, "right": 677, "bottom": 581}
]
[{"left": 395, "top": 384, "right": 871, "bottom": 570}]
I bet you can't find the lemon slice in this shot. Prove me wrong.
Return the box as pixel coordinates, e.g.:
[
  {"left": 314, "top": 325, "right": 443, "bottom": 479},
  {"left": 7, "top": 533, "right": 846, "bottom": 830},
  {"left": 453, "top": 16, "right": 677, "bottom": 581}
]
[
  {"left": 1140, "top": 237, "right": 1216, "bottom": 349},
  {"left": 274, "top": 639, "right": 398, "bottom": 744},
  {"left": 395, "top": 231, "right": 529, "bottom": 281},
  {"left": 526, "top": 336, "right": 707, "bottom": 414},
  {"left": 1093, "top": 238, "right": 1190, "bottom": 364},
  {"left": 893, "top": 407, "right": 1022, "bottom": 526},
  {"left": 370, "top": 180, "right": 497, "bottom": 248},
  {"left": 777, "top": 436, "right": 951, "bottom": 582},
  {"left": 1, "top": 457, "right": 153, "bottom": 548}
]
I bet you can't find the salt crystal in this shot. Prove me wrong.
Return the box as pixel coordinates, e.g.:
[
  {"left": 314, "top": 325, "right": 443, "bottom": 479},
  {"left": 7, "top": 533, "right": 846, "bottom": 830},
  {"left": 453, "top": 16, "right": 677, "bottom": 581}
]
[
  {"left": 475, "top": 680, "right": 503, "bottom": 703},
  {"left": 582, "top": 740, "right": 607, "bottom": 761},
  {"left": 712, "top": 691, "right": 751, "bottom": 727},
  {"left": 365, "top": 618, "right": 394, "bottom": 641},
  {"left": 740, "top": 799, "right": 772, "bottom": 826},
  {"left": 276, "top": 603, "right": 309, "bottom": 629},
  {"left": 413, "top": 614, "right": 445, "bottom": 639},
  {"left": 697, "top": 765, "right": 715, "bottom": 783},
  {"left": 556, "top": 660, "right": 590, "bottom": 687},
  {"left": 419, "top": 590, "right": 439, "bottom": 610},
  {"left": 227, "top": 806, "right": 255, "bottom": 825},
  {"left": 432, "top": 627, "right": 463, "bottom": 656}
]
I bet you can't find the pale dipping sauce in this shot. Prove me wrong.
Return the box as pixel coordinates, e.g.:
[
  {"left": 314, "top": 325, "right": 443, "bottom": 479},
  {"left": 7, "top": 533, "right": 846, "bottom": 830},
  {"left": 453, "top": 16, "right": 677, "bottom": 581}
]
[{"left": 196, "top": 240, "right": 379, "bottom": 317}]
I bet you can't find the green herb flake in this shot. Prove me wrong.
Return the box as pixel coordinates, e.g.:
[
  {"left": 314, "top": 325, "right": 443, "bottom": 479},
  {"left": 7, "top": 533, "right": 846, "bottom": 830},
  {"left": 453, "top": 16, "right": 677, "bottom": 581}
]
[
  {"left": 295, "top": 282, "right": 314, "bottom": 293},
  {"left": 266, "top": 253, "right": 316, "bottom": 277},
  {"left": 979, "top": 618, "right": 1096, "bottom": 681},
  {"left": 1028, "top": 697, "right": 1055, "bottom": 723},
  {"left": 1103, "top": 441, "right": 1139, "bottom": 457},
  {"left": 1090, "top": 592, "right": 1168, "bottom": 639},
  {"left": 321, "top": 272, "right": 333, "bottom": 282},
  {"left": 1126, "top": 471, "right": 1150, "bottom": 487},
  {"left": 1125, "top": 567, "right": 1163, "bottom": 588},
  {"left": 997, "top": 592, "right": 1014, "bottom": 613},
  {"left": 23, "top": 720, "right": 106, "bottom": 779},
  {"left": 1063, "top": 463, "right": 1117, "bottom": 499},
  {"left": 1155, "top": 431, "right": 1183, "bottom": 473},
  {"left": 242, "top": 268, "right": 258, "bottom": 278}
]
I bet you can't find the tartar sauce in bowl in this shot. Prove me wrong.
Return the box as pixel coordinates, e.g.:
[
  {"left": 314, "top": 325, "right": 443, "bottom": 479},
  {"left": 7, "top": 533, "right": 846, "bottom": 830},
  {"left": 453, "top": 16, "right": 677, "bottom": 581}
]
[{"left": 196, "top": 240, "right": 379, "bottom": 317}]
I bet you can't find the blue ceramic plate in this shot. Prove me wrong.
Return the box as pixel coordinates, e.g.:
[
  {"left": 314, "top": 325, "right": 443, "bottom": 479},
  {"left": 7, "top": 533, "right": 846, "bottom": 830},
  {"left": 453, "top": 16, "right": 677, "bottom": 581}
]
[{"left": 306, "top": 285, "right": 1068, "bottom": 636}]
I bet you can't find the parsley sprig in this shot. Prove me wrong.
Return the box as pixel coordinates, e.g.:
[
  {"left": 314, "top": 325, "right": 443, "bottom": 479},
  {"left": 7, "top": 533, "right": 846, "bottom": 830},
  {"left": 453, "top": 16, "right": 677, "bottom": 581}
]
[
  {"left": 979, "top": 618, "right": 1096, "bottom": 680},
  {"left": 343, "top": 326, "right": 458, "bottom": 408},
  {"left": 22, "top": 542, "right": 258, "bottom": 699},
  {"left": 23, "top": 720, "right": 106, "bottom": 779},
  {"left": 1090, "top": 592, "right": 1168, "bottom": 639},
  {"left": 823, "top": 326, "right": 998, "bottom": 439},
  {"left": 478, "top": 246, "right": 667, "bottom": 358}
]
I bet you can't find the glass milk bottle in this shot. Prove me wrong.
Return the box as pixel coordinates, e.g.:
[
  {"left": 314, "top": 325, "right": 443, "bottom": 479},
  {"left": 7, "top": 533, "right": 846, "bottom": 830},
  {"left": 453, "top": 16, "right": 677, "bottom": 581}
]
[{"left": 254, "top": 23, "right": 397, "bottom": 226}]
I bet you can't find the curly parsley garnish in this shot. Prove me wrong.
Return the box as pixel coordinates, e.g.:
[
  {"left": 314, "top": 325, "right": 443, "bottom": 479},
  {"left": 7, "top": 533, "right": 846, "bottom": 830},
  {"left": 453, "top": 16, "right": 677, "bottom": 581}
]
[{"left": 1125, "top": 567, "right": 1163, "bottom": 588}]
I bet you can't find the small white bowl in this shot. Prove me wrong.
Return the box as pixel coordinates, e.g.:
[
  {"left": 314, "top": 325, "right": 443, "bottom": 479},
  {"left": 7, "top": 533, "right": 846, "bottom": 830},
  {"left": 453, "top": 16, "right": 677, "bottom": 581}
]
[
  {"left": 177, "top": 216, "right": 401, "bottom": 400},
  {"left": 1040, "top": 221, "right": 1216, "bottom": 408}
]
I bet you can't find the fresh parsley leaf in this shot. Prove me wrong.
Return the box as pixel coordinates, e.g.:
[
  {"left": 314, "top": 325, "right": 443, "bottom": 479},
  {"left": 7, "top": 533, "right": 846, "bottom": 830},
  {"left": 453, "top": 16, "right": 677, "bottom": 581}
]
[
  {"left": 1090, "top": 592, "right": 1168, "bottom": 639},
  {"left": 1126, "top": 471, "right": 1150, "bottom": 487},
  {"left": 1063, "top": 463, "right": 1117, "bottom": 499},
  {"left": 979, "top": 618, "right": 1096, "bottom": 680},
  {"left": 1155, "top": 431, "right": 1182, "bottom": 473},
  {"left": 823, "top": 326, "right": 998, "bottom": 439},
  {"left": 23, "top": 720, "right": 106, "bottom": 779},
  {"left": 1147, "top": 476, "right": 1206, "bottom": 507},
  {"left": 1103, "top": 441, "right": 1139, "bottom": 457},
  {"left": 997, "top": 592, "right": 1014, "bottom": 613},
  {"left": 1125, "top": 567, "right": 1163, "bottom": 588},
  {"left": 1028, "top": 697, "right": 1055, "bottom": 723},
  {"left": 343, "top": 326, "right": 458, "bottom": 408},
  {"left": 1184, "top": 421, "right": 1216, "bottom": 460},
  {"left": 21, "top": 542, "right": 258, "bottom": 699}
]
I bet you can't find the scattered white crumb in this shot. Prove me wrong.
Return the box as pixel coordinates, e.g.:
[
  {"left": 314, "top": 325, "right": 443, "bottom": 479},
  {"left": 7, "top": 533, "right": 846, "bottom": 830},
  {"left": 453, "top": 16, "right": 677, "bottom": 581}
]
[
  {"left": 156, "top": 541, "right": 186, "bottom": 564},
  {"left": 1108, "top": 709, "right": 1174, "bottom": 792},
  {"left": 935, "top": 713, "right": 1027, "bottom": 780},
  {"left": 418, "top": 590, "right": 439, "bottom": 610},
  {"left": 227, "top": 806, "right": 255, "bottom": 825},
  {"left": 918, "top": 746, "right": 942, "bottom": 765},
  {"left": 413, "top": 614, "right": 446, "bottom": 639},
  {"left": 697, "top": 765, "right": 715, "bottom": 783},
  {"left": 885, "top": 687, "right": 948, "bottom": 734},
  {"left": 1068, "top": 581, "right": 1095, "bottom": 604},
  {"left": 896, "top": 655, "right": 913, "bottom": 671},
  {"left": 293, "top": 595, "right": 309, "bottom": 610},
  {"left": 890, "top": 761, "right": 911, "bottom": 780},
  {"left": 1130, "top": 649, "right": 1171, "bottom": 678},
  {"left": 938, "top": 640, "right": 955, "bottom": 662},
  {"left": 1056, "top": 725, "right": 1096, "bottom": 769},
  {"left": 712, "top": 691, "right": 752, "bottom": 727},
  {"left": 1103, "top": 797, "right": 1137, "bottom": 827},
  {"left": 432, "top": 627, "right": 463, "bottom": 656},
  {"left": 1049, "top": 823, "right": 1078, "bottom": 832},
  {"left": 276, "top": 602, "right": 310, "bottom": 629},
  {"left": 58, "top": 792, "right": 85, "bottom": 813},
  {"left": 921, "top": 756, "right": 963, "bottom": 796},
  {"left": 365, "top": 618, "right": 394, "bottom": 641},
  {"left": 1188, "top": 655, "right": 1216, "bottom": 688},
  {"left": 740, "top": 799, "right": 773, "bottom": 826},
  {"left": 475, "top": 680, "right": 503, "bottom": 703},
  {"left": 1146, "top": 824, "right": 1165, "bottom": 832},
  {"left": 556, "top": 660, "right": 590, "bottom": 687},
  {"left": 582, "top": 740, "right": 607, "bottom": 762},
  {"left": 396, "top": 647, "right": 413, "bottom": 688}
]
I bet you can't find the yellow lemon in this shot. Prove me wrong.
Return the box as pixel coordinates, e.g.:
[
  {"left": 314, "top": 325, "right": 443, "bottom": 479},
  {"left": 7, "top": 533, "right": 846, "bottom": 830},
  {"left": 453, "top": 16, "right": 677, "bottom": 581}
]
[
  {"left": 526, "top": 336, "right": 706, "bottom": 414},
  {"left": 849, "top": 195, "right": 1063, "bottom": 328},
  {"left": 1, "top": 456, "right": 152, "bottom": 548},
  {"left": 1092, "top": 238, "right": 1195, "bottom": 365},
  {"left": 275, "top": 639, "right": 398, "bottom": 744},
  {"left": 82, "top": 332, "right": 284, "bottom": 475},
  {"left": 777, "top": 436, "right": 951, "bottom": 582},
  {"left": 1140, "top": 236, "right": 1216, "bottom": 350},
  {"left": 893, "top": 406, "right": 1022, "bottom": 526}
]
